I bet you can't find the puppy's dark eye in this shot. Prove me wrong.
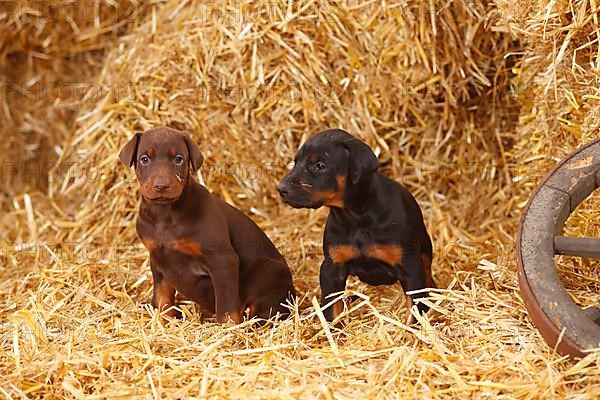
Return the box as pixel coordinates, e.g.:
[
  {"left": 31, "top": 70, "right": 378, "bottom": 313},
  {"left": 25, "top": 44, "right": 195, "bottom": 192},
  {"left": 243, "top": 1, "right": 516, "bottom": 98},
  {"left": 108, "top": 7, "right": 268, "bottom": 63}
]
[
  {"left": 140, "top": 155, "right": 150, "bottom": 165},
  {"left": 174, "top": 155, "right": 184, "bottom": 165},
  {"left": 314, "top": 161, "right": 327, "bottom": 172}
]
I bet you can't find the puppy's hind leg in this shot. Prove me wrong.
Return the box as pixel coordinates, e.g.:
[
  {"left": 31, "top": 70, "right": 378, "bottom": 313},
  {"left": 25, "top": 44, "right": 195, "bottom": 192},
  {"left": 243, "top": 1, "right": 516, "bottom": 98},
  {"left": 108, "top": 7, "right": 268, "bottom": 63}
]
[
  {"left": 420, "top": 232, "right": 436, "bottom": 289},
  {"left": 242, "top": 258, "right": 295, "bottom": 322}
]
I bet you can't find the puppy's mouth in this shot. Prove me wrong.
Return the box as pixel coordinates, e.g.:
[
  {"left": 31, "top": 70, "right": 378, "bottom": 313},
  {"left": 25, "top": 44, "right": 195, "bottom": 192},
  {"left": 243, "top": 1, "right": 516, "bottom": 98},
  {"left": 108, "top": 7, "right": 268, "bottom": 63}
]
[
  {"left": 143, "top": 194, "right": 180, "bottom": 204},
  {"left": 279, "top": 194, "right": 322, "bottom": 209}
]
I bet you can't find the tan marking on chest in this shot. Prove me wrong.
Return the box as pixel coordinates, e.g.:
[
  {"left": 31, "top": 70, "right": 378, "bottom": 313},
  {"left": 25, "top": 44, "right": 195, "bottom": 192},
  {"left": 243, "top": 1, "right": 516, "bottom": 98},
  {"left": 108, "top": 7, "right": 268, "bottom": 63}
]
[
  {"left": 329, "top": 243, "right": 404, "bottom": 266},
  {"left": 366, "top": 244, "right": 404, "bottom": 265},
  {"left": 140, "top": 237, "right": 202, "bottom": 257},
  {"left": 328, "top": 245, "right": 360, "bottom": 264},
  {"left": 141, "top": 237, "right": 158, "bottom": 251},
  {"left": 168, "top": 239, "right": 203, "bottom": 257}
]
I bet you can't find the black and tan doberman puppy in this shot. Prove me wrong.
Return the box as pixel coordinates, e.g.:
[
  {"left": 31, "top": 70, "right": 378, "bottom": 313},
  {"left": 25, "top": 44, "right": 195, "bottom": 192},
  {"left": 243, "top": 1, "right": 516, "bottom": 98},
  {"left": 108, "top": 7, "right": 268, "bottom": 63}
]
[
  {"left": 120, "top": 126, "right": 295, "bottom": 324},
  {"left": 277, "top": 129, "right": 435, "bottom": 323}
]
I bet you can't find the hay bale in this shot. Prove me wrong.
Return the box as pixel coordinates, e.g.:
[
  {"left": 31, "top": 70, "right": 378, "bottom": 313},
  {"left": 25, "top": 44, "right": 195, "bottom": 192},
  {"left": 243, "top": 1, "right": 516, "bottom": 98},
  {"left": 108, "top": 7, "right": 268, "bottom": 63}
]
[
  {"left": 500, "top": 0, "right": 599, "bottom": 157},
  {"left": 49, "top": 0, "right": 518, "bottom": 281},
  {"left": 0, "top": 0, "right": 156, "bottom": 206},
  {"left": 499, "top": 0, "right": 600, "bottom": 307}
]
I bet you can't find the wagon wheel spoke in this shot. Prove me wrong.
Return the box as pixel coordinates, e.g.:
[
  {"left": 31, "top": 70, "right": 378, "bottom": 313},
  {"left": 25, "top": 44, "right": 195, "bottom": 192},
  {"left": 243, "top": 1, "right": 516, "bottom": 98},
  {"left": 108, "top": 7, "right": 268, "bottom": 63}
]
[
  {"left": 583, "top": 306, "right": 600, "bottom": 325},
  {"left": 554, "top": 236, "right": 600, "bottom": 259}
]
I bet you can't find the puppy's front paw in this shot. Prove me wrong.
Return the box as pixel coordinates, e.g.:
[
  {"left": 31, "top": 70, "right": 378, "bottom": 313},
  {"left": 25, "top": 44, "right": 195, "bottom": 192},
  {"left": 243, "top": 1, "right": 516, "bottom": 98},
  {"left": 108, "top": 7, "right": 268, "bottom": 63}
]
[{"left": 217, "top": 311, "right": 242, "bottom": 325}]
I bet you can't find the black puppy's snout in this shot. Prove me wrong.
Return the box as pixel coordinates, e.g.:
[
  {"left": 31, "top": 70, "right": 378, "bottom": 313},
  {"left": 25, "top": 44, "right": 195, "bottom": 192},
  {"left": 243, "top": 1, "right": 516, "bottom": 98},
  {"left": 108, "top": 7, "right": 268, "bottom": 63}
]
[{"left": 276, "top": 182, "right": 290, "bottom": 198}]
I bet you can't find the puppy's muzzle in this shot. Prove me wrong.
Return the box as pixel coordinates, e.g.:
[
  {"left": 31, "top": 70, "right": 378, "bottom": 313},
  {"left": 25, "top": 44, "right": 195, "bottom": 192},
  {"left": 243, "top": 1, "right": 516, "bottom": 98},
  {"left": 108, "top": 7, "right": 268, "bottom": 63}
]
[
  {"left": 153, "top": 180, "right": 171, "bottom": 193},
  {"left": 276, "top": 182, "right": 291, "bottom": 199}
]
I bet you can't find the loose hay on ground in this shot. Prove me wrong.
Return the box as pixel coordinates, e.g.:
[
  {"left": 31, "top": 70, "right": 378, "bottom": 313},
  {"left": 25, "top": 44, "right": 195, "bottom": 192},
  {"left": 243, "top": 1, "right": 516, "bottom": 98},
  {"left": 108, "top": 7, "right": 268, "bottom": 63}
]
[{"left": 1, "top": 0, "right": 600, "bottom": 398}]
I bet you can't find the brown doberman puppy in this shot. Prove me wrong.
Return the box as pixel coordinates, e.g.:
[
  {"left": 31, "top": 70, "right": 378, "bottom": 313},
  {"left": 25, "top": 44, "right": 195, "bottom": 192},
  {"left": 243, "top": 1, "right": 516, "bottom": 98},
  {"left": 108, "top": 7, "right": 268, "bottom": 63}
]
[
  {"left": 119, "top": 126, "right": 296, "bottom": 324},
  {"left": 277, "top": 129, "right": 435, "bottom": 323}
]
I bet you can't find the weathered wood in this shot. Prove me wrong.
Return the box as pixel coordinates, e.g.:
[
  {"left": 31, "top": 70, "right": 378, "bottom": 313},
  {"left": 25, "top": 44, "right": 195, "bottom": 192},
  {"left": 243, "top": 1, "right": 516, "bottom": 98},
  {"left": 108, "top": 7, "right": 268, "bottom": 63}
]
[
  {"left": 583, "top": 306, "right": 600, "bottom": 325},
  {"left": 517, "top": 139, "right": 600, "bottom": 357},
  {"left": 554, "top": 236, "right": 600, "bottom": 259},
  {"left": 545, "top": 140, "right": 600, "bottom": 212}
]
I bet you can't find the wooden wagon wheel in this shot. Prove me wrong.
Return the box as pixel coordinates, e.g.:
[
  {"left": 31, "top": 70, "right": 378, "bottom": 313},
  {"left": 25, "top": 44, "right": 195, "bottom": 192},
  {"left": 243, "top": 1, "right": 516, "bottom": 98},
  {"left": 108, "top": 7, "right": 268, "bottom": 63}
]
[{"left": 516, "top": 139, "right": 600, "bottom": 357}]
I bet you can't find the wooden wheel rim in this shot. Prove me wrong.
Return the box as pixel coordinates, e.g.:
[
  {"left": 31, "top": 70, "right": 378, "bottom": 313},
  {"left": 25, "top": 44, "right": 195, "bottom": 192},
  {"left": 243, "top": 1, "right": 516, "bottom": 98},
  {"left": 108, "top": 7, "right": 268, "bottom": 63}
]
[{"left": 516, "top": 139, "right": 600, "bottom": 358}]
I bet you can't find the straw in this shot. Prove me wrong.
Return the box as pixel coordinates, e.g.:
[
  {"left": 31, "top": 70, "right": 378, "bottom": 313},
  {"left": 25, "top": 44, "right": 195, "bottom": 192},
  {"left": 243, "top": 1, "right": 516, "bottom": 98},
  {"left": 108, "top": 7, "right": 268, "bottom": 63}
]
[{"left": 1, "top": 0, "right": 600, "bottom": 398}]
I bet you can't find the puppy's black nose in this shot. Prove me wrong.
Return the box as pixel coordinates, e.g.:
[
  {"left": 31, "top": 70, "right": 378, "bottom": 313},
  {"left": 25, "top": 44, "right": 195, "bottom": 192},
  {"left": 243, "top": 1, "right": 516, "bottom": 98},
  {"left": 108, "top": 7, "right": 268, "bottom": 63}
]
[{"left": 276, "top": 182, "right": 289, "bottom": 198}]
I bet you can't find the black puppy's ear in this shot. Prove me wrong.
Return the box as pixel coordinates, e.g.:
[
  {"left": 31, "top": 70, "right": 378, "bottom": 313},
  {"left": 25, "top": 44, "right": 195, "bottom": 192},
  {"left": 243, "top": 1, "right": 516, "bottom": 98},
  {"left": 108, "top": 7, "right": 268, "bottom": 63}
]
[
  {"left": 119, "top": 132, "right": 142, "bottom": 168},
  {"left": 342, "top": 137, "right": 379, "bottom": 185},
  {"left": 181, "top": 132, "right": 204, "bottom": 172}
]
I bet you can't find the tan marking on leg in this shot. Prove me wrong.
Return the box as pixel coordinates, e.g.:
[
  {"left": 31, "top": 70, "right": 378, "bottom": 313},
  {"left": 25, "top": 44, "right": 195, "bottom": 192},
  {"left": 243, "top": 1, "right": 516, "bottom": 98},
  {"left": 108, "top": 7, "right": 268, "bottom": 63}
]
[
  {"left": 248, "top": 303, "right": 257, "bottom": 318},
  {"left": 366, "top": 244, "right": 404, "bottom": 266},
  {"left": 227, "top": 311, "right": 242, "bottom": 324},
  {"left": 329, "top": 244, "right": 360, "bottom": 265},
  {"left": 332, "top": 299, "right": 345, "bottom": 320},
  {"left": 153, "top": 280, "right": 176, "bottom": 318},
  {"left": 405, "top": 295, "right": 414, "bottom": 323}
]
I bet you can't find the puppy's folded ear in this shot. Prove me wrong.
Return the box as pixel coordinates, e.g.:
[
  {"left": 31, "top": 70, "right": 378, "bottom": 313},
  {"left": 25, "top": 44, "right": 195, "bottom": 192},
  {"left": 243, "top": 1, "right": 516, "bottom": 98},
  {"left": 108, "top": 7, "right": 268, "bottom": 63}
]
[
  {"left": 119, "top": 132, "right": 143, "bottom": 168},
  {"left": 181, "top": 132, "right": 204, "bottom": 172},
  {"left": 342, "top": 137, "right": 379, "bottom": 185}
]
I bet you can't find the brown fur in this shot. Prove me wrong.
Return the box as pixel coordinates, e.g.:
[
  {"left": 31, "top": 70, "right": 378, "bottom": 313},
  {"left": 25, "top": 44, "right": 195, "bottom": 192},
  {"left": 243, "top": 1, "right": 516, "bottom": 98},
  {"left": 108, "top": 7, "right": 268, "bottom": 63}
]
[
  {"left": 168, "top": 239, "right": 203, "bottom": 257},
  {"left": 120, "top": 127, "right": 296, "bottom": 324}
]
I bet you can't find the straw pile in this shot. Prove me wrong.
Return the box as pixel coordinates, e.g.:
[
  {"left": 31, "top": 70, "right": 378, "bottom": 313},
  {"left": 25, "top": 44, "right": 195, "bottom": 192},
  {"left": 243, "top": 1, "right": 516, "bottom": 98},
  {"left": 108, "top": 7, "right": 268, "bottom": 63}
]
[
  {"left": 499, "top": 0, "right": 600, "bottom": 308},
  {"left": 0, "top": 0, "right": 157, "bottom": 206},
  {"left": 1, "top": 0, "right": 599, "bottom": 398}
]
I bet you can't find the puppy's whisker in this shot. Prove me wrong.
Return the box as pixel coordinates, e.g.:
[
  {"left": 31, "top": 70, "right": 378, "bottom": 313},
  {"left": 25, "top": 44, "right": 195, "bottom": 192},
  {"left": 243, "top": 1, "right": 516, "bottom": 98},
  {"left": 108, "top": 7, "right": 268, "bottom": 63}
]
[
  {"left": 176, "top": 174, "right": 183, "bottom": 182},
  {"left": 299, "top": 182, "right": 312, "bottom": 188}
]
